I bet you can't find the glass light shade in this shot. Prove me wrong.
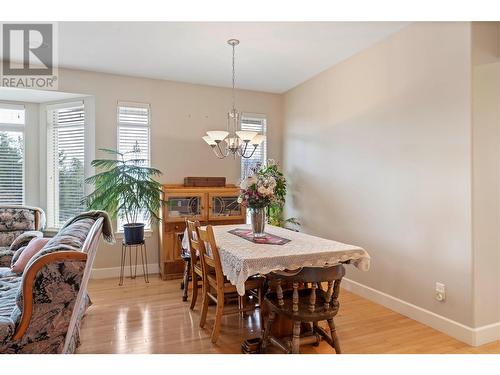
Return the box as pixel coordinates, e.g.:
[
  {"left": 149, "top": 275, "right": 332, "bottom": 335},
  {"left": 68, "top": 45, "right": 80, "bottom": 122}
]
[
  {"left": 202, "top": 135, "right": 216, "bottom": 146},
  {"left": 206, "top": 130, "right": 229, "bottom": 142},
  {"left": 251, "top": 134, "right": 266, "bottom": 146},
  {"left": 236, "top": 131, "right": 257, "bottom": 142}
]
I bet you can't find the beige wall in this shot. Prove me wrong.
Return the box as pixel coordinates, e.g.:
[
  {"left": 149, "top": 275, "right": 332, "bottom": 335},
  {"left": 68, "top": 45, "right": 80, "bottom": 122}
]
[
  {"left": 282, "top": 23, "right": 474, "bottom": 325},
  {"left": 56, "top": 69, "right": 282, "bottom": 269},
  {"left": 471, "top": 22, "right": 500, "bottom": 327}
]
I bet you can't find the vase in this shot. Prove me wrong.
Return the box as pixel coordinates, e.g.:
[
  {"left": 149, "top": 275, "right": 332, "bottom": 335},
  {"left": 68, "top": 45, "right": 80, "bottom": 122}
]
[{"left": 250, "top": 207, "right": 266, "bottom": 238}]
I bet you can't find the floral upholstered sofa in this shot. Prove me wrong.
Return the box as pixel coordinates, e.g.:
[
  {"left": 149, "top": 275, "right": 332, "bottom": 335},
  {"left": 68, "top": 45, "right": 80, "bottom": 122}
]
[
  {"left": 0, "top": 206, "right": 46, "bottom": 268},
  {"left": 0, "top": 211, "right": 113, "bottom": 354}
]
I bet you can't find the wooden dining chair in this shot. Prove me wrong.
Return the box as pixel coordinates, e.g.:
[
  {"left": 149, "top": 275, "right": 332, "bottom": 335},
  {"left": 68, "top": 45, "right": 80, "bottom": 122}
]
[
  {"left": 196, "top": 225, "right": 264, "bottom": 344},
  {"left": 186, "top": 219, "right": 203, "bottom": 309},
  {"left": 260, "top": 265, "right": 346, "bottom": 354}
]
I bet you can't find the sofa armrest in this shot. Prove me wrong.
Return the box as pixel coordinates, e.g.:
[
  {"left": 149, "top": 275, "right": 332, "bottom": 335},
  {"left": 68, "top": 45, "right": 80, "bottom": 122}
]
[
  {"left": 13, "top": 251, "right": 87, "bottom": 342},
  {"left": 9, "top": 231, "right": 43, "bottom": 253}
]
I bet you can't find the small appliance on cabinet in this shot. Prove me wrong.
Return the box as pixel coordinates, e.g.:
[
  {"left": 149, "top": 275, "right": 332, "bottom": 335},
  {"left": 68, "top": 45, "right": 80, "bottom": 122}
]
[{"left": 159, "top": 183, "right": 246, "bottom": 280}]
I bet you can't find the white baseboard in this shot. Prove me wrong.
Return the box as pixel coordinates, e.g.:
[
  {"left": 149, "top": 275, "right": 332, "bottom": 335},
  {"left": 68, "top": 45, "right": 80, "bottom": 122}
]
[
  {"left": 474, "top": 322, "right": 500, "bottom": 346},
  {"left": 342, "top": 277, "right": 500, "bottom": 346},
  {"left": 91, "top": 263, "right": 159, "bottom": 279}
]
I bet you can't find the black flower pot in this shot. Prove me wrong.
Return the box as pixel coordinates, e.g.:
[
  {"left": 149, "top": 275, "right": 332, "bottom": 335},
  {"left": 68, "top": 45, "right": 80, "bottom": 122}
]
[{"left": 123, "top": 223, "right": 145, "bottom": 245}]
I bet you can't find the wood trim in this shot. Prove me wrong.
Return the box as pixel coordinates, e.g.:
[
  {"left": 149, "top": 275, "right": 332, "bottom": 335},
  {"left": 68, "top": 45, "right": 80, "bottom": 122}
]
[
  {"left": 34, "top": 211, "right": 40, "bottom": 231},
  {"left": 163, "top": 184, "right": 238, "bottom": 193},
  {"left": 12, "top": 251, "right": 87, "bottom": 340}
]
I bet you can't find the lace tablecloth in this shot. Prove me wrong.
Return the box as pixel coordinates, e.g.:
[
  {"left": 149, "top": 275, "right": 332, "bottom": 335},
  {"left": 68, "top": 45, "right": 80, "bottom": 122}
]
[{"left": 212, "top": 224, "right": 370, "bottom": 295}]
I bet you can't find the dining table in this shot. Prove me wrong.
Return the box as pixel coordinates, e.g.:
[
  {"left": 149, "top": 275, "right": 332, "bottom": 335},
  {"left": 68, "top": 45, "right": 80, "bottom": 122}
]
[
  {"left": 182, "top": 223, "right": 371, "bottom": 352},
  {"left": 209, "top": 223, "right": 370, "bottom": 295}
]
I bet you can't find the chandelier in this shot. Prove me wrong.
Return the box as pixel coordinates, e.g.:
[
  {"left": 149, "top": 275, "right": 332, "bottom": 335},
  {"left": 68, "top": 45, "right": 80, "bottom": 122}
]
[{"left": 202, "top": 39, "right": 265, "bottom": 159}]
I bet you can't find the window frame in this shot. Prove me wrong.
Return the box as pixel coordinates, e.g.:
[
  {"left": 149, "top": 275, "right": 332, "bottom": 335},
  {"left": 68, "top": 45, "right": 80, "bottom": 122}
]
[
  {"left": 46, "top": 100, "right": 86, "bottom": 229},
  {"left": 0, "top": 102, "right": 26, "bottom": 206},
  {"left": 41, "top": 98, "right": 95, "bottom": 231},
  {"left": 116, "top": 101, "right": 152, "bottom": 233},
  {"left": 240, "top": 113, "right": 267, "bottom": 180}
]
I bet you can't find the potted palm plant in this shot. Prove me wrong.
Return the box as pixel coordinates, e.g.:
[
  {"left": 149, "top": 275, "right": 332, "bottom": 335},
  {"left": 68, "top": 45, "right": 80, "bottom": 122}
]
[{"left": 84, "top": 143, "right": 164, "bottom": 244}]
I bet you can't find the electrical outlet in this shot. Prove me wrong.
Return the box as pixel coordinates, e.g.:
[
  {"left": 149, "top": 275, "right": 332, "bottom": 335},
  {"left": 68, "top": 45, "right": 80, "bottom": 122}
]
[{"left": 435, "top": 282, "right": 446, "bottom": 302}]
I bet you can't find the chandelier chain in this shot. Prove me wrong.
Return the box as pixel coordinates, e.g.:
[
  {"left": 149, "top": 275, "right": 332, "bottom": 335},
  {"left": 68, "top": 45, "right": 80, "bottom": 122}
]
[{"left": 232, "top": 42, "right": 236, "bottom": 111}]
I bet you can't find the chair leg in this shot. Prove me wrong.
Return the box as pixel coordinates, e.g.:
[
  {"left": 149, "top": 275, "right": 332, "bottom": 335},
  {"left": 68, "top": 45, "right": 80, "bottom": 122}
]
[
  {"left": 182, "top": 260, "right": 190, "bottom": 302},
  {"left": 211, "top": 291, "right": 225, "bottom": 343},
  {"left": 291, "top": 321, "right": 301, "bottom": 354},
  {"left": 199, "top": 279, "right": 209, "bottom": 328},
  {"left": 327, "top": 319, "right": 341, "bottom": 354},
  {"left": 260, "top": 310, "right": 276, "bottom": 353},
  {"left": 190, "top": 273, "right": 199, "bottom": 310}
]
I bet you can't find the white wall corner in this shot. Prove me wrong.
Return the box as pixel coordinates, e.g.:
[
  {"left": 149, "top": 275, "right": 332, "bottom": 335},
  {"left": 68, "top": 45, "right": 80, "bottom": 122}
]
[
  {"left": 342, "top": 277, "right": 500, "bottom": 347},
  {"left": 473, "top": 322, "right": 500, "bottom": 346}
]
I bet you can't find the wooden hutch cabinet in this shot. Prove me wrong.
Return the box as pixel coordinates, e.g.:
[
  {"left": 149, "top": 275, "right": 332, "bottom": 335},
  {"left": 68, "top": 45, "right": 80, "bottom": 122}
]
[{"left": 159, "top": 184, "right": 246, "bottom": 280}]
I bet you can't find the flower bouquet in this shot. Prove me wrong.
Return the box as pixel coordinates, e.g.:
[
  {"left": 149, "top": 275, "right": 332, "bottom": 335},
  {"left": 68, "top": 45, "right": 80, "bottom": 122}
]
[{"left": 238, "top": 160, "right": 298, "bottom": 237}]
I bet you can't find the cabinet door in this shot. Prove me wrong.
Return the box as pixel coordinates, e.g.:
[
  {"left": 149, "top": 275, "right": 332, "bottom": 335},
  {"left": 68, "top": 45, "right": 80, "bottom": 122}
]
[
  {"left": 208, "top": 192, "right": 246, "bottom": 221},
  {"left": 164, "top": 193, "right": 206, "bottom": 222}
]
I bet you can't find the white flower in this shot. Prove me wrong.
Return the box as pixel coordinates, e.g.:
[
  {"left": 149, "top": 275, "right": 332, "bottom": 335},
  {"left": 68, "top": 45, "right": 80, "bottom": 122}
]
[
  {"left": 248, "top": 175, "right": 257, "bottom": 185},
  {"left": 237, "top": 197, "right": 243, "bottom": 204},
  {"left": 268, "top": 176, "right": 276, "bottom": 188}
]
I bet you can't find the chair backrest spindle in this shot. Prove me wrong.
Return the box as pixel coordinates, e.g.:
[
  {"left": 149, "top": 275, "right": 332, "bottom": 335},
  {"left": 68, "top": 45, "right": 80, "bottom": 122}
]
[
  {"left": 276, "top": 279, "right": 284, "bottom": 307},
  {"left": 309, "top": 282, "right": 317, "bottom": 312},
  {"left": 292, "top": 282, "right": 299, "bottom": 313},
  {"left": 325, "top": 281, "right": 334, "bottom": 310},
  {"left": 186, "top": 219, "right": 201, "bottom": 265}
]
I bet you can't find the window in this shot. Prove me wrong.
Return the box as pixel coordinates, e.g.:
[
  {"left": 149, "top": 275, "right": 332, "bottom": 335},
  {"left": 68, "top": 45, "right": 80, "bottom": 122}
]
[
  {"left": 240, "top": 115, "right": 267, "bottom": 179},
  {"left": 117, "top": 102, "right": 151, "bottom": 231},
  {"left": 0, "top": 104, "right": 25, "bottom": 205},
  {"left": 47, "top": 102, "right": 86, "bottom": 228}
]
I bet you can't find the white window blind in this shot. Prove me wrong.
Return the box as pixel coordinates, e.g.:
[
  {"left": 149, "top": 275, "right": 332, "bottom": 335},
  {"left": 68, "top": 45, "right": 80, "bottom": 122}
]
[
  {"left": 117, "top": 102, "right": 151, "bottom": 230},
  {"left": 47, "top": 102, "right": 86, "bottom": 228},
  {"left": 0, "top": 104, "right": 25, "bottom": 205},
  {"left": 240, "top": 115, "right": 267, "bottom": 179}
]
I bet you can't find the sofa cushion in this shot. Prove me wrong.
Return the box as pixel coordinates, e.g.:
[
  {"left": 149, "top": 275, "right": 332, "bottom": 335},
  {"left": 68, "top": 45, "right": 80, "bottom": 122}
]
[
  {"left": 0, "top": 275, "right": 22, "bottom": 346},
  {"left": 34, "top": 218, "right": 95, "bottom": 259},
  {"left": 0, "top": 208, "right": 35, "bottom": 232},
  {"left": 0, "top": 231, "right": 26, "bottom": 247},
  {"left": 0, "top": 247, "right": 15, "bottom": 268},
  {"left": 0, "top": 267, "right": 18, "bottom": 279},
  {"left": 11, "top": 238, "right": 51, "bottom": 274},
  {"left": 9, "top": 231, "right": 43, "bottom": 252}
]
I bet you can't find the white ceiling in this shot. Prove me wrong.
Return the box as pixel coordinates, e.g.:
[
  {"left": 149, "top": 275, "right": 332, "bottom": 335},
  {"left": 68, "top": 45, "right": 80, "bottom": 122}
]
[
  {"left": 59, "top": 22, "right": 409, "bottom": 93},
  {"left": 0, "top": 87, "right": 87, "bottom": 103}
]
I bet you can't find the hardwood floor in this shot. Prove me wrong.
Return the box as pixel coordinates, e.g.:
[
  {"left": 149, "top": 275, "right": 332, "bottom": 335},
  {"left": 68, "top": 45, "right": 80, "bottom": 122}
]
[{"left": 77, "top": 275, "right": 500, "bottom": 354}]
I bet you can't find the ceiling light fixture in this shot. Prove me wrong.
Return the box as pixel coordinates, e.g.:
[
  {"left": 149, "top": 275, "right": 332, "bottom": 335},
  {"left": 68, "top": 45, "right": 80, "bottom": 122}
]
[{"left": 202, "top": 39, "right": 265, "bottom": 159}]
